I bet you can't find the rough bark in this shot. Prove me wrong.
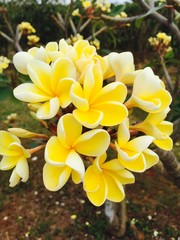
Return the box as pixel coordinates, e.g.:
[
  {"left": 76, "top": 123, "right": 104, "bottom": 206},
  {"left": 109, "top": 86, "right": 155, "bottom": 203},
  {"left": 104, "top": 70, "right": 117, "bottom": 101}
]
[{"left": 155, "top": 148, "right": 180, "bottom": 188}]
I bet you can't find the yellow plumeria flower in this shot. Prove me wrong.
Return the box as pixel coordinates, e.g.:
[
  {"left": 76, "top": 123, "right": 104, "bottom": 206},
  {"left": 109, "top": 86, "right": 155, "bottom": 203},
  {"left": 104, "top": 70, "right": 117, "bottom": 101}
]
[
  {"left": 71, "top": 63, "right": 128, "bottom": 128},
  {"left": 18, "top": 22, "right": 36, "bottom": 35},
  {"left": 156, "top": 32, "right": 171, "bottom": 45},
  {"left": 13, "top": 42, "right": 62, "bottom": 75},
  {"left": 125, "top": 67, "right": 172, "bottom": 113},
  {"left": 14, "top": 57, "right": 76, "bottom": 119},
  {"left": 130, "top": 108, "right": 173, "bottom": 151},
  {"left": 115, "top": 119, "right": 159, "bottom": 172},
  {"left": 0, "top": 131, "right": 31, "bottom": 187},
  {"left": 72, "top": 9, "right": 81, "bottom": 17},
  {"left": 84, "top": 153, "right": 135, "bottom": 206},
  {"left": 0, "top": 56, "right": 10, "bottom": 73},
  {"left": 43, "top": 114, "right": 110, "bottom": 191},
  {"left": 27, "top": 35, "right": 40, "bottom": 46},
  {"left": 82, "top": 1, "right": 91, "bottom": 9},
  {"left": 90, "top": 39, "right": 100, "bottom": 50},
  {"left": 103, "top": 52, "right": 135, "bottom": 83}
]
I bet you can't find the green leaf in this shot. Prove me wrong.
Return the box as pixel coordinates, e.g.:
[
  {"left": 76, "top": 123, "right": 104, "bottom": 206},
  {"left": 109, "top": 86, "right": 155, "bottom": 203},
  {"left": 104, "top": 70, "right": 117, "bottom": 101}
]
[
  {"left": 165, "top": 51, "right": 174, "bottom": 60},
  {"left": 110, "top": 5, "right": 125, "bottom": 16},
  {"left": 135, "top": 18, "right": 144, "bottom": 29}
]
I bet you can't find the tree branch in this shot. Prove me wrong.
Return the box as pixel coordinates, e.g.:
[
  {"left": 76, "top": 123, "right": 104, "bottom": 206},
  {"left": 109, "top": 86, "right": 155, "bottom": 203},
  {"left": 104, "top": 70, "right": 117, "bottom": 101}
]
[
  {"left": 0, "top": 31, "right": 13, "bottom": 42},
  {"left": 86, "top": 26, "right": 108, "bottom": 40},
  {"left": 155, "top": 148, "right": 180, "bottom": 188},
  {"left": 101, "top": 13, "right": 144, "bottom": 23},
  {"left": 138, "top": 0, "right": 180, "bottom": 42},
  {"left": 160, "top": 56, "right": 174, "bottom": 93}
]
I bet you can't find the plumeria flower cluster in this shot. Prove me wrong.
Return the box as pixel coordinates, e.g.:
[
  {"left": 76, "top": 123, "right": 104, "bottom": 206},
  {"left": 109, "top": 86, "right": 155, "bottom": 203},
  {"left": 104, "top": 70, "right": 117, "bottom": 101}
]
[
  {"left": 18, "top": 21, "right": 40, "bottom": 46},
  {"left": 0, "top": 56, "right": 10, "bottom": 74},
  {"left": 0, "top": 39, "right": 173, "bottom": 207},
  {"left": 73, "top": 0, "right": 111, "bottom": 19},
  {"left": 148, "top": 32, "right": 173, "bottom": 57},
  {"left": 18, "top": 22, "right": 36, "bottom": 35}
]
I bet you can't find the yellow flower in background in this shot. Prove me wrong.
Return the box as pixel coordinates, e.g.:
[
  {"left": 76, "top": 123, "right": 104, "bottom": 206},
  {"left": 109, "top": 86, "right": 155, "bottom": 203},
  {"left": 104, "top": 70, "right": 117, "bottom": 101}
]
[
  {"left": 115, "top": 119, "right": 159, "bottom": 172},
  {"left": 148, "top": 32, "right": 172, "bottom": 57},
  {"left": 0, "top": 56, "right": 10, "bottom": 73},
  {"left": 156, "top": 32, "right": 171, "bottom": 45},
  {"left": 0, "top": 131, "right": 30, "bottom": 187},
  {"left": 125, "top": 67, "right": 172, "bottom": 113},
  {"left": 130, "top": 108, "right": 173, "bottom": 151},
  {"left": 82, "top": 0, "right": 91, "bottom": 9},
  {"left": 18, "top": 22, "right": 36, "bottom": 35},
  {"left": 14, "top": 57, "right": 76, "bottom": 119},
  {"left": 95, "top": 0, "right": 111, "bottom": 12},
  {"left": 71, "top": 63, "right": 128, "bottom": 128},
  {"left": 43, "top": 114, "right": 110, "bottom": 191},
  {"left": 27, "top": 35, "right": 40, "bottom": 46},
  {"left": 90, "top": 39, "right": 100, "bottom": 50},
  {"left": 72, "top": 8, "right": 81, "bottom": 17},
  {"left": 84, "top": 153, "right": 134, "bottom": 206}
]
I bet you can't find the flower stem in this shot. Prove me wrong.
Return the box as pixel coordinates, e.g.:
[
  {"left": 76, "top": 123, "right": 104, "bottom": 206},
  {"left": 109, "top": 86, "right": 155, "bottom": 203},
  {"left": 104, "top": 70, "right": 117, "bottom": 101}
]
[{"left": 28, "top": 145, "right": 46, "bottom": 155}]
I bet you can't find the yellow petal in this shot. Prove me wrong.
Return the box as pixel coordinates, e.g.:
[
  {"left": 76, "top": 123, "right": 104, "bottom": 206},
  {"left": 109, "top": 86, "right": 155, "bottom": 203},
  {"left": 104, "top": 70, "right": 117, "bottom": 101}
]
[
  {"left": 92, "top": 82, "right": 127, "bottom": 104},
  {"left": 45, "top": 42, "right": 58, "bottom": 51},
  {"left": 70, "top": 82, "right": 89, "bottom": 111},
  {"left": 115, "top": 169, "right": 135, "bottom": 184},
  {"left": 144, "top": 107, "right": 170, "bottom": 125},
  {"left": 128, "top": 95, "right": 162, "bottom": 112},
  {"left": 93, "top": 101, "right": 128, "bottom": 126},
  {"left": 83, "top": 165, "right": 100, "bottom": 192},
  {"left": 93, "top": 153, "right": 107, "bottom": 173},
  {"left": 9, "top": 168, "right": 21, "bottom": 187},
  {"left": 86, "top": 175, "right": 108, "bottom": 206},
  {"left": 104, "top": 172, "right": 125, "bottom": 202},
  {"left": 107, "top": 52, "right": 135, "bottom": 82},
  {"left": 74, "top": 129, "right": 110, "bottom": 156},
  {"left": 142, "top": 149, "right": 159, "bottom": 169},
  {"left": 84, "top": 64, "right": 103, "bottom": 101},
  {"left": 57, "top": 114, "right": 82, "bottom": 148},
  {"left": 117, "top": 119, "right": 130, "bottom": 147},
  {"left": 8, "top": 142, "right": 30, "bottom": 158},
  {"left": 45, "top": 136, "right": 69, "bottom": 166},
  {"left": 43, "top": 163, "right": 71, "bottom": 191},
  {"left": 15, "top": 157, "right": 29, "bottom": 182},
  {"left": 35, "top": 46, "right": 49, "bottom": 63},
  {"left": 36, "top": 97, "right": 60, "bottom": 119},
  {"left": 0, "top": 155, "right": 18, "bottom": 170},
  {"left": 0, "top": 131, "right": 21, "bottom": 156},
  {"left": 133, "top": 67, "right": 161, "bottom": 97},
  {"left": 118, "top": 153, "right": 147, "bottom": 172},
  {"left": 102, "top": 159, "right": 124, "bottom": 171},
  {"left": 157, "top": 121, "right": 173, "bottom": 136},
  {"left": 115, "top": 141, "right": 140, "bottom": 161},
  {"left": 13, "top": 83, "right": 52, "bottom": 103},
  {"left": 13, "top": 51, "right": 33, "bottom": 75},
  {"left": 74, "top": 40, "right": 90, "bottom": 57},
  {"left": 73, "top": 108, "right": 103, "bottom": 128},
  {"left": 58, "top": 78, "right": 75, "bottom": 108},
  {"left": 27, "top": 60, "right": 52, "bottom": 95},
  {"left": 121, "top": 71, "right": 141, "bottom": 84},
  {"left": 51, "top": 57, "right": 76, "bottom": 92},
  {"left": 66, "top": 149, "right": 85, "bottom": 183},
  {"left": 125, "top": 136, "right": 154, "bottom": 152},
  {"left": 154, "top": 137, "right": 173, "bottom": 151}
]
